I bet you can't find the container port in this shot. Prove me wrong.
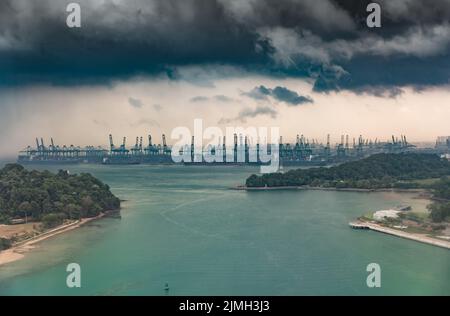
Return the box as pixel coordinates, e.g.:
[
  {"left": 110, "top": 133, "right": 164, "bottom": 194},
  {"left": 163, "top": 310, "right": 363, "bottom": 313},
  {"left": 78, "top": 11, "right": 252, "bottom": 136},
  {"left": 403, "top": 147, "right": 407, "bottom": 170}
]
[{"left": 17, "top": 133, "right": 447, "bottom": 166}]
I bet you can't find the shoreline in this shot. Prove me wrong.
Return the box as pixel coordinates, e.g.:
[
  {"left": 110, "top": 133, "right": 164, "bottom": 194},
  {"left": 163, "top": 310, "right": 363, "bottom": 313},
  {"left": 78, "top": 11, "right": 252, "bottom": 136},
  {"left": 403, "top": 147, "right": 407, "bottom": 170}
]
[
  {"left": 234, "top": 185, "right": 428, "bottom": 194},
  {"left": 239, "top": 184, "right": 450, "bottom": 249},
  {"left": 0, "top": 213, "right": 107, "bottom": 266},
  {"left": 349, "top": 221, "right": 450, "bottom": 250}
]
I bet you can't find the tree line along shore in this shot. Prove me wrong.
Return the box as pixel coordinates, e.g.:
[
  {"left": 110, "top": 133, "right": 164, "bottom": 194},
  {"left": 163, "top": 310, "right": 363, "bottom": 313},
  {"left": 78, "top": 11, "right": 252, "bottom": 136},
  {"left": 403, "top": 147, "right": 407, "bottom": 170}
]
[
  {"left": 245, "top": 153, "right": 450, "bottom": 223},
  {"left": 0, "top": 164, "right": 121, "bottom": 251}
]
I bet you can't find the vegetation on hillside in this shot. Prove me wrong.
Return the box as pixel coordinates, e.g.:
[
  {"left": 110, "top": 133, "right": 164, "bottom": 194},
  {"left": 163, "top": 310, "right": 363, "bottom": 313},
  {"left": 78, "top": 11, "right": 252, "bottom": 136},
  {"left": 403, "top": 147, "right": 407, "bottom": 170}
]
[
  {"left": 0, "top": 164, "right": 120, "bottom": 227},
  {"left": 246, "top": 153, "right": 450, "bottom": 223},
  {"left": 246, "top": 153, "right": 450, "bottom": 189},
  {"left": 428, "top": 178, "right": 450, "bottom": 222}
]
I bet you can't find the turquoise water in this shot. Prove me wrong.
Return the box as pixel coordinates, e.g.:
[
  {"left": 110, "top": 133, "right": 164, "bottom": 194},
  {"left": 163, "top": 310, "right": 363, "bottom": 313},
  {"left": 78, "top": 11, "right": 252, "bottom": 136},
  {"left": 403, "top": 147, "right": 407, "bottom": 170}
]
[{"left": 0, "top": 163, "right": 449, "bottom": 295}]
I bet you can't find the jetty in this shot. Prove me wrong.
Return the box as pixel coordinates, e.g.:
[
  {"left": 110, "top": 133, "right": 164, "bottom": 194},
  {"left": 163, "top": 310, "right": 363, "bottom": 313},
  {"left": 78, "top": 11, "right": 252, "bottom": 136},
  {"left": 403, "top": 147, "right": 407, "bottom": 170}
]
[
  {"left": 349, "top": 222, "right": 370, "bottom": 230},
  {"left": 349, "top": 221, "right": 450, "bottom": 250}
]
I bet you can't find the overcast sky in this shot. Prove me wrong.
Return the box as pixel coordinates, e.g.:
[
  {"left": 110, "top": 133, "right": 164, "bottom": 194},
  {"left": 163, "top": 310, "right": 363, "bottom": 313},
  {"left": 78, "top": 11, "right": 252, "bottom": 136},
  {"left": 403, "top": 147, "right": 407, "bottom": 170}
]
[{"left": 1, "top": 0, "right": 450, "bottom": 155}]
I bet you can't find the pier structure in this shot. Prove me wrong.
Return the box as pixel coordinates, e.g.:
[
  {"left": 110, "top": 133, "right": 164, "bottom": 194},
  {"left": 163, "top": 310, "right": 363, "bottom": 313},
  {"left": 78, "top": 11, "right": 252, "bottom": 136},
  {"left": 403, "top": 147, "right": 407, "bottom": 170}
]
[{"left": 349, "top": 221, "right": 450, "bottom": 249}]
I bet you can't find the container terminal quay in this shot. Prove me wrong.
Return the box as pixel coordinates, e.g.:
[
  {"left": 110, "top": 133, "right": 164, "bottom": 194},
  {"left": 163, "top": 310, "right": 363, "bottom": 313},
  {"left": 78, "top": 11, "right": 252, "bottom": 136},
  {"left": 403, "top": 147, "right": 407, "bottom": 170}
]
[{"left": 17, "top": 134, "right": 450, "bottom": 166}]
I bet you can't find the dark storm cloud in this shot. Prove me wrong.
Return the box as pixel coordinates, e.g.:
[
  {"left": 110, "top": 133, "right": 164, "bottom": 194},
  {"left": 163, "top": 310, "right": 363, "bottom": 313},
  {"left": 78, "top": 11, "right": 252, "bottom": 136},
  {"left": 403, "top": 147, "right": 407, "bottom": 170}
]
[
  {"left": 245, "top": 86, "right": 313, "bottom": 105},
  {"left": 1, "top": 0, "right": 450, "bottom": 92},
  {"left": 219, "top": 105, "right": 277, "bottom": 124},
  {"left": 270, "top": 86, "right": 313, "bottom": 105},
  {"left": 190, "top": 95, "right": 236, "bottom": 103},
  {"left": 190, "top": 96, "right": 209, "bottom": 103},
  {"left": 214, "top": 95, "right": 234, "bottom": 102},
  {"left": 243, "top": 85, "right": 272, "bottom": 100},
  {"left": 128, "top": 97, "right": 144, "bottom": 108},
  {"left": 354, "top": 86, "right": 404, "bottom": 99}
]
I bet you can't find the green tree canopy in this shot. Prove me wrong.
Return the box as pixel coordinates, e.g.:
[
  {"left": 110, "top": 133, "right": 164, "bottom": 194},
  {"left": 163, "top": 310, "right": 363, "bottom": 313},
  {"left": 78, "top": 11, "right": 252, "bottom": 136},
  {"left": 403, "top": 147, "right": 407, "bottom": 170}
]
[
  {"left": 246, "top": 153, "right": 450, "bottom": 189},
  {"left": 0, "top": 164, "right": 120, "bottom": 224}
]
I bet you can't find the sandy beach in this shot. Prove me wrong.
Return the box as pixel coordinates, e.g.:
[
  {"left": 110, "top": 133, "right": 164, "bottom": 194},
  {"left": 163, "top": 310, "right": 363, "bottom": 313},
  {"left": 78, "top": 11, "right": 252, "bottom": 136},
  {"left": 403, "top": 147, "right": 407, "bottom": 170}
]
[{"left": 0, "top": 214, "right": 105, "bottom": 266}]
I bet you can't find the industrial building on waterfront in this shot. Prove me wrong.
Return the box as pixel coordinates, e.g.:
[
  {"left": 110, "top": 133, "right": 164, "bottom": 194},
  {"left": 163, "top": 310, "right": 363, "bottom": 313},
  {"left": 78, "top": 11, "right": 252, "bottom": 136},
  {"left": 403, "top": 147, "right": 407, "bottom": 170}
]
[{"left": 15, "top": 133, "right": 438, "bottom": 166}]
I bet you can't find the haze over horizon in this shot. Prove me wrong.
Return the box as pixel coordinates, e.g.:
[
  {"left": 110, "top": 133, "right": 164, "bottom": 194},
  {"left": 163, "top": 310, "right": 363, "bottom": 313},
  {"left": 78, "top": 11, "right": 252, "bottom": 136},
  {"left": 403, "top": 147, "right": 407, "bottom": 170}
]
[{"left": 1, "top": 0, "right": 450, "bottom": 156}]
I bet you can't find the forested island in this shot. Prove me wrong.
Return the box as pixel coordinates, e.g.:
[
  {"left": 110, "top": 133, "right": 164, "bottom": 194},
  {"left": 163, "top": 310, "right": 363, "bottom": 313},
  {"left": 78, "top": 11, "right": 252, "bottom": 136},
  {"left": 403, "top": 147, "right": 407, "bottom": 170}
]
[
  {"left": 0, "top": 164, "right": 120, "bottom": 251},
  {"left": 246, "top": 153, "right": 450, "bottom": 223},
  {"left": 246, "top": 153, "right": 450, "bottom": 189}
]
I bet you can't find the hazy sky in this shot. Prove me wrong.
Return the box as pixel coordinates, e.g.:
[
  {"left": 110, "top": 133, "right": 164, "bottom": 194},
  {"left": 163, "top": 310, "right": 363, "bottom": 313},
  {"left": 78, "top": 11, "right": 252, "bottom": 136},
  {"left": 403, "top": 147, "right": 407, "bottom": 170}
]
[
  {"left": 1, "top": 0, "right": 450, "bottom": 155},
  {"left": 1, "top": 74, "right": 449, "bottom": 155}
]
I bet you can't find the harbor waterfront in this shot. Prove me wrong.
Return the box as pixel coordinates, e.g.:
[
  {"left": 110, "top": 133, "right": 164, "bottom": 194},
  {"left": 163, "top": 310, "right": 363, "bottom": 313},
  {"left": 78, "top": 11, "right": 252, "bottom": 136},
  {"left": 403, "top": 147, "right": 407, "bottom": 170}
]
[
  {"left": 0, "top": 162, "right": 449, "bottom": 295},
  {"left": 18, "top": 134, "right": 422, "bottom": 166},
  {"left": 348, "top": 222, "right": 450, "bottom": 250}
]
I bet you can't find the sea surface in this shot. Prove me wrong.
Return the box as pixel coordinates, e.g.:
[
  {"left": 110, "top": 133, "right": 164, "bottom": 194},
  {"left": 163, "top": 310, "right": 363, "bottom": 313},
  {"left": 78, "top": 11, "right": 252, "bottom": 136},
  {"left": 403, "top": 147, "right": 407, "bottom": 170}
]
[{"left": 0, "top": 162, "right": 449, "bottom": 295}]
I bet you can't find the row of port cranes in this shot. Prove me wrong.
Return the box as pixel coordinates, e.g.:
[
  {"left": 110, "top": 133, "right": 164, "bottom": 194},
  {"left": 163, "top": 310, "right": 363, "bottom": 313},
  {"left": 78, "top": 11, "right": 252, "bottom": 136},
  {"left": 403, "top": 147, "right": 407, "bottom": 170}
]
[
  {"left": 323, "top": 134, "right": 415, "bottom": 160},
  {"left": 436, "top": 136, "right": 450, "bottom": 151},
  {"left": 18, "top": 133, "right": 417, "bottom": 165},
  {"left": 113, "top": 133, "right": 414, "bottom": 158},
  {"left": 110, "top": 134, "right": 171, "bottom": 156},
  {"left": 17, "top": 135, "right": 174, "bottom": 164},
  {"left": 106, "top": 134, "right": 172, "bottom": 164},
  {"left": 18, "top": 137, "right": 107, "bottom": 163}
]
